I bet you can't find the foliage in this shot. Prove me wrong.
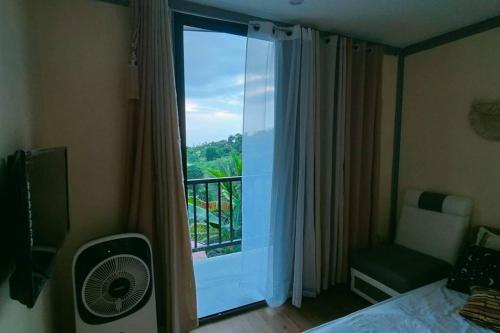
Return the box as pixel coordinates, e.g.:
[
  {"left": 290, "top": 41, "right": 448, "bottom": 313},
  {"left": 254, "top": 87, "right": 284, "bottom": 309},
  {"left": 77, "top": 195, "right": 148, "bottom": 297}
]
[
  {"left": 186, "top": 134, "right": 242, "bottom": 179},
  {"left": 207, "top": 151, "right": 242, "bottom": 178},
  {"left": 186, "top": 134, "right": 242, "bottom": 258},
  {"left": 207, "top": 152, "right": 242, "bottom": 234},
  {"left": 187, "top": 165, "right": 204, "bottom": 179}
]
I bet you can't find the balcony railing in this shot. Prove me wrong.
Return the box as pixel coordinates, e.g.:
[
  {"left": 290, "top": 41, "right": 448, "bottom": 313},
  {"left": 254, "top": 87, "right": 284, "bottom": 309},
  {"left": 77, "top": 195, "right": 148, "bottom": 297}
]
[{"left": 186, "top": 176, "right": 242, "bottom": 253}]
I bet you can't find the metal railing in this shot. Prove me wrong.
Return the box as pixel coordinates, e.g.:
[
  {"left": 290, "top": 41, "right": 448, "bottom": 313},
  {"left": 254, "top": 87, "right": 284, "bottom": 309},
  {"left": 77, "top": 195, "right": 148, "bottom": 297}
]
[{"left": 186, "top": 176, "right": 242, "bottom": 253}]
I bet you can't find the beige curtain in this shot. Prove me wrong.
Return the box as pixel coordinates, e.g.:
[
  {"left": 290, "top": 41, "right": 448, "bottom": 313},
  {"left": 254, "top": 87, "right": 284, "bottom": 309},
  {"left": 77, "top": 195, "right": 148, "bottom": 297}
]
[
  {"left": 341, "top": 41, "right": 383, "bottom": 281},
  {"left": 127, "top": 1, "right": 198, "bottom": 332},
  {"left": 315, "top": 35, "right": 349, "bottom": 290},
  {"left": 315, "top": 38, "right": 383, "bottom": 288}
]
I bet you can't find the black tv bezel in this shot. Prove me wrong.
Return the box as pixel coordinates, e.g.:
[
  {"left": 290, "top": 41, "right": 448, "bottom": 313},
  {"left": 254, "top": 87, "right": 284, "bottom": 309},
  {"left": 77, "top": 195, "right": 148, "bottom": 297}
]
[{"left": 8, "top": 147, "right": 70, "bottom": 308}]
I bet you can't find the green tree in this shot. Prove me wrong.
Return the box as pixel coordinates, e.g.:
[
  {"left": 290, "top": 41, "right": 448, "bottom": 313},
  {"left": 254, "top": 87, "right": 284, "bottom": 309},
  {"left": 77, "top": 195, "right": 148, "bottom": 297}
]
[
  {"left": 208, "top": 152, "right": 242, "bottom": 177},
  {"left": 228, "top": 133, "right": 242, "bottom": 153},
  {"left": 208, "top": 152, "right": 242, "bottom": 239},
  {"left": 186, "top": 133, "right": 243, "bottom": 256},
  {"left": 187, "top": 164, "right": 203, "bottom": 179},
  {"left": 205, "top": 147, "right": 219, "bottom": 161}
]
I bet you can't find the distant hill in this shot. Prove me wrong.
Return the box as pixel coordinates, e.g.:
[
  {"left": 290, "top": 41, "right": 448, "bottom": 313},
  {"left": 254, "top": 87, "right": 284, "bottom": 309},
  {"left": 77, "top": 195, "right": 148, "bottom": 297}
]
[{"left": 187, "top": 133, "right": 242, "bottom": 179}]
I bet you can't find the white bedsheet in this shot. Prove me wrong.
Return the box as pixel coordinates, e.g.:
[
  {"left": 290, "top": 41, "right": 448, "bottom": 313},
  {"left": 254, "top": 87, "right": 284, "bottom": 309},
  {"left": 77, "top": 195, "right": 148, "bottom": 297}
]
[{"left": 306, "top": 279, "right": 492, "bottom": 333}]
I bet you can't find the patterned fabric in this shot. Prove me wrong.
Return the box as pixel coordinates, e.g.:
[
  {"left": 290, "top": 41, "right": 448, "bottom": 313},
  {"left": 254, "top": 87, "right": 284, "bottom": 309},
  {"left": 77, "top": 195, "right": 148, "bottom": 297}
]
[
  {"left": 460, "top": 287, "right": 500, "bottom": 332},
  {"left": 447, "top": 246, "right": 500, "bottom": 294},
  {"left": 476, "top": 227, "right": 500, "bottom": 251}
]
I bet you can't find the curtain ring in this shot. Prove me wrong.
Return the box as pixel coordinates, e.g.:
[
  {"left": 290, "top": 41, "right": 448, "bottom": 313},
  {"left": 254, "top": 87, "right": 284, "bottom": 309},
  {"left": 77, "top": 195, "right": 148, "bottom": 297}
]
[
  {"left": 325, "top": 37, "right": 330, "bottom": 44},
  {"left": 353, "top": 44, "right": 360, "bottom": 51},
  {"left": 253, "top": 24, "right": 260, "bottom": 31},
  {"left": 286, "top": 30, "right": 292, "bottom": 36}
]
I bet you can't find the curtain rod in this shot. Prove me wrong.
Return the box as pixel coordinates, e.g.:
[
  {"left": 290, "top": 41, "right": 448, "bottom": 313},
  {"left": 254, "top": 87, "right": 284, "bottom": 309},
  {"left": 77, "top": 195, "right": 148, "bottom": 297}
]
[
  {"left": 95, "top": 0, "right": 401, "bottom": 55},
  {"left": 170, "top": 4, "right": 401, "bottom": 55},
  {"left": 249, "top": 22, "right": 295, "bottom": 34}
]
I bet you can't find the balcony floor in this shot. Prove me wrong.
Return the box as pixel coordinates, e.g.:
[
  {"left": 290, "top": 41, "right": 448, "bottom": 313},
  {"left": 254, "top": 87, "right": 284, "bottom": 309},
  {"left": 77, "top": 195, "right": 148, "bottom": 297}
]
[{"left": 193, "top": 251, "right": 264, "bottom": 318}]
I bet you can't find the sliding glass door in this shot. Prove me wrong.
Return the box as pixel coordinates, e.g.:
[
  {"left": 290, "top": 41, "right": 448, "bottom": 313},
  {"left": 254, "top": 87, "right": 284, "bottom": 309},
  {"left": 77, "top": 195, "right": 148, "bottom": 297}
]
[{"left": 173, "top": 13, "right": 266, "bottom": 320}]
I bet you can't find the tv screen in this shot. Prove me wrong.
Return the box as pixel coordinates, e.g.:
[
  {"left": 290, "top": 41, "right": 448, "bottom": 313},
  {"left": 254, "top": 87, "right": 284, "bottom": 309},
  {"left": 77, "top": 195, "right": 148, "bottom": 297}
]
[
  {"left": 29, "top": 148, "right": 69, "bottom": 250},
  {"left": 8, "top": 147, "right": 70, "bottom": 308}
]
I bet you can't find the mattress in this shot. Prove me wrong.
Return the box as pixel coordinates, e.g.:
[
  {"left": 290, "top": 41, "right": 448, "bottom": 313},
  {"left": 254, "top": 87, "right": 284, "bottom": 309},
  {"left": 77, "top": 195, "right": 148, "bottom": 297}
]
[{"left": 306, "top": 279, "right": 492, "bottom": 333}]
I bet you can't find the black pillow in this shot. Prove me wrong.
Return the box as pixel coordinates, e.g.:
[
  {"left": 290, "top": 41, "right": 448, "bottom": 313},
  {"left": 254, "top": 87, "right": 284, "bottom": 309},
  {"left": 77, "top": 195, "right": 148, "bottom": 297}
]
[{"left": 447, "top": 245, "right": 500, "bottom": 294}]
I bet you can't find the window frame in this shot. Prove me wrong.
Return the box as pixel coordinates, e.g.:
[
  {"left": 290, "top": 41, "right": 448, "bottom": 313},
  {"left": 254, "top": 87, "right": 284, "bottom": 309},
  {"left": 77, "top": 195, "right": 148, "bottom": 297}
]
[{"left": 172, "top": 12, "right": 247, "bottom": 179}]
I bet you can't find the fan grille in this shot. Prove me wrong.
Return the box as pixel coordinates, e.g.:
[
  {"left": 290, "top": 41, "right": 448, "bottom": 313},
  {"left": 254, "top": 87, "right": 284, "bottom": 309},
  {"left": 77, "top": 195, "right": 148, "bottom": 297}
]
[{"left": 82, "top": 254, "right": 150, "bottom": 318}]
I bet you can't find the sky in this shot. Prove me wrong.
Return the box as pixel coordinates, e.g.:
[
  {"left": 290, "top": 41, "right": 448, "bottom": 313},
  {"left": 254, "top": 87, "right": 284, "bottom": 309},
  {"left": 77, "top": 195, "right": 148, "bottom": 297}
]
[{"left": 183, "top": 29, "right": 247, "bottom": 146}]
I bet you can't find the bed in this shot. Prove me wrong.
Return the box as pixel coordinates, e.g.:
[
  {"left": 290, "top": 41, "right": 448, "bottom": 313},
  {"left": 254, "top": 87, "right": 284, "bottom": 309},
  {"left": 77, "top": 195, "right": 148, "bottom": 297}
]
[{"left": 306, "top": 279, "right": 492, "bottom": 333}]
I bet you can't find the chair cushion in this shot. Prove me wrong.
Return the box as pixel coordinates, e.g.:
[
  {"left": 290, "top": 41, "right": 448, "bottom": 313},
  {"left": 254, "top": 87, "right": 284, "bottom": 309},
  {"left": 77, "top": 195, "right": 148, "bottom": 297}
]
[
  {"left": 351, "top": 244, "right": 451, "bottom": 293},
  {"left": 395, "top": 190, "right": 471, "bottom": 265}
]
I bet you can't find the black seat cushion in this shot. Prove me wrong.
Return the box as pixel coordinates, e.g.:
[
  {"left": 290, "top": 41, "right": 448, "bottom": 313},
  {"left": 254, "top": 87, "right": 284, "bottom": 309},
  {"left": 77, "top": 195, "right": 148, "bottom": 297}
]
[{"left": 351, "top": 244, "right": 452, "bottom": 293}]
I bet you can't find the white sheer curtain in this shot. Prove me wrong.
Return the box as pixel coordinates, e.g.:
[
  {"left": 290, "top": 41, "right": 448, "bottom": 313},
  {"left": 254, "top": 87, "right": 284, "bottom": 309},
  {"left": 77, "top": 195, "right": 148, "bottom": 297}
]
[
  {"left": 269, "top": 25, "right": 317, "bottom": 308},
  {"left": 241, "top": 21, "right": 320, "bottom": 307},
  {"left": 241, "top": 21, "right": 380, "bottom": 309},
  {"left": 240, "top": 22, "right": 276, "bottom": 300}
]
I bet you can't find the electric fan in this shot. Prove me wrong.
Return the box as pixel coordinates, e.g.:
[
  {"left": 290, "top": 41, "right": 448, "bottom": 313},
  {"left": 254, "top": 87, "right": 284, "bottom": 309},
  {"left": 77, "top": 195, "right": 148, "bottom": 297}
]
[{"left": 73, "top": 233, "right": 158, "bottom": 333}]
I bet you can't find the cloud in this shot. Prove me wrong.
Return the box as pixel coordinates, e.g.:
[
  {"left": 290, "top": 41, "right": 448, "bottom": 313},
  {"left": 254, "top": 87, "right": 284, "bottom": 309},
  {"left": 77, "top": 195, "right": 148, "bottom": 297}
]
[
  {"left": 233, "top": 73, "right": 270, "bottom": 87},
  {"left": 194, "top": 95, "right": 244, "bottom": 108},
  {"left": 187, "top": 111, "right": 243, "bottom": 146},
  {"left": 244, "top": 85, "right": 275, "bottom": 98},
  {"left": 183, "top": 29, "right": 250, "bottom": 146},
  {"left": 234, "top": 74, "right": 246, "bottom": 86},
  {"left": 213, "top": 111, "right": 241, "bottom": 119},
  {"left": 185, "top": 100, "right": 200, "bottom": 113},
  {"left": 187, "top": 111, "right": 242, "bottom": 122},
  {"left": 185, "top": 97, "right": 242, "bottom": 114}
]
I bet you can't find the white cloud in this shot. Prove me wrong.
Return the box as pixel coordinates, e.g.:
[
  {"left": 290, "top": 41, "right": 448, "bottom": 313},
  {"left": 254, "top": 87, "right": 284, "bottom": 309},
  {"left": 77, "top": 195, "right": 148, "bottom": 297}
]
[
  {"left": 244, "top": 85, "right": 274, "bottom": 98},
  {"left": 185, "top": 100, "right": 200, "bottom": 113},
  {"left": 187, "top": 111, "right": 243, "bottom": 146},
  {"left": 185, "top": 98, "right": 243, "bottom": 145},
  {"left": 211, "top": 95, "right": 243, "bottom": 107},
  {"left": 233, "top": 73, "right": 269, "bottom": 87},
  {"left": 234, "top": 74, "right": 246, "bottom": 86},
  {"left": 213, "top": 111, "right": 241, "bottom": 119},
  {"left": 185, "top": 98, "right": 242, "bottom": 114}
]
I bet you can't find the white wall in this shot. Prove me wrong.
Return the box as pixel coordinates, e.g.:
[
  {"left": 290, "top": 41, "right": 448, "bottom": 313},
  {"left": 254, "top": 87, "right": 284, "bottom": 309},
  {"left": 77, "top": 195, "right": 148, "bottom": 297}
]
[
  {"left": 0, "top": 1, "right": 54, "bottom": 332},
  {"left": 400, "top": 27, "right": 500, "bottom": 229},
  {"left": 28, "top": 0, "right": 130, "bottom": 331},
  {"left": 376, "top": 55, "right": 398, "bottom": 242},
  {"left": 0, "top": 1, "right": 399, "bottom": 331}
]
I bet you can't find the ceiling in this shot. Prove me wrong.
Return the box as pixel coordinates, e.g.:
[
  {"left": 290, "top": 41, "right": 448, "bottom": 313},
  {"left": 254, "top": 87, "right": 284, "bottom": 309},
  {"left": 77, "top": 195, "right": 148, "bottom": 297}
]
[{"left": 183, "top": 0, "right": 500, "bottom": 47}]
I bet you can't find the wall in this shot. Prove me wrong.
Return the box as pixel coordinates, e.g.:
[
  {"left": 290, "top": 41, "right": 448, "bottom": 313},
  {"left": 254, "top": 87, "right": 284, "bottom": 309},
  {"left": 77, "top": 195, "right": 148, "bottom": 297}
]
[
  {"left": 400, "top": 27, "right": 500, "bottom": 229},
  {"left": 28, "top": 0, "right": 130, "bottom": 331},
  {"left": 0, "top": 0, "right": 54, "bottom": 332},
  {"left": 376, "top": 55, "right": 398, "bottom": 242},
  {"left": 0, "top": 1, "right": 396, "bottom": 331}
]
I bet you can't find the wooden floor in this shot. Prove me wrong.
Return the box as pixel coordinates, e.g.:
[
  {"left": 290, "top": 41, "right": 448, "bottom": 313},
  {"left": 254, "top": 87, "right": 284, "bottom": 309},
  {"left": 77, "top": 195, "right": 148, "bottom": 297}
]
[{"left": 191, "top": 285, "right": 370, "bottom": 333}]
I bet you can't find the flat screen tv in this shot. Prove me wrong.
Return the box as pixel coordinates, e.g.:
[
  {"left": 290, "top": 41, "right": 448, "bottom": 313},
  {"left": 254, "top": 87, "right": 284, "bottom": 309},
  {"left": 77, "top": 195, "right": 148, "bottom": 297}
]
[{"left": 7, "top": 147, "right": 70, "bottom": 308}]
